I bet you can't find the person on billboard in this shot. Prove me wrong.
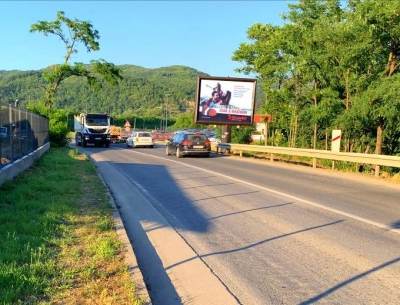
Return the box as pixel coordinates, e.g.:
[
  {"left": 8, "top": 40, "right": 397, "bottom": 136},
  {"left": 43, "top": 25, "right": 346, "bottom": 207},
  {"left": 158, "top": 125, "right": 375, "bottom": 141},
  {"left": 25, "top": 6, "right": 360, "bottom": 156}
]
[
  {"left": 201, "top": 91, "right": 221, "bottom": 116},
  {"left": 213, "top": 83, "right": 231, "bottom": 105}
]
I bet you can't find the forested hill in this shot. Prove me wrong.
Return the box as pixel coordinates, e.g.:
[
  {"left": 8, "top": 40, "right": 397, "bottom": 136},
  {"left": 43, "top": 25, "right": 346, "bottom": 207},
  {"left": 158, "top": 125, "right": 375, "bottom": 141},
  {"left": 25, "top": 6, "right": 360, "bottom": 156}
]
[{"left": 0, "top": 65, "right": 209, "bottom": 116}]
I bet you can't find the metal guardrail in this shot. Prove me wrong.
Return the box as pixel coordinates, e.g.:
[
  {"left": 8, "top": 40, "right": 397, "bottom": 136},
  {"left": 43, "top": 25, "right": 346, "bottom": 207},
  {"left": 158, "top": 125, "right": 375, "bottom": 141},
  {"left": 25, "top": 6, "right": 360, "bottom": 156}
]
[{"left": 214, "top": 143, "right": 400, "bottom": 168}]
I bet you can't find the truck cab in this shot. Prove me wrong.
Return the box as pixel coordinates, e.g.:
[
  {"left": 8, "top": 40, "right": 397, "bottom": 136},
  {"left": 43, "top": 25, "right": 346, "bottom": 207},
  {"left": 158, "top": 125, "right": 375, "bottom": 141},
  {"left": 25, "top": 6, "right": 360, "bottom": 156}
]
[{"left": 74, "top": 113, "right": 111, "bottom": 147}]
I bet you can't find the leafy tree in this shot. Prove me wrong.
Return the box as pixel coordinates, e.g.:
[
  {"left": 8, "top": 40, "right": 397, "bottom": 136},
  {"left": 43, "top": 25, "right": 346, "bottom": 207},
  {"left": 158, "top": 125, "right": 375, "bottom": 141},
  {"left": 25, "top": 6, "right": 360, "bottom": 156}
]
[
  {"left": 30, "top": 11, "right": 122, "bottom": 107},
  {"left": 233, "top": 0, "right": 400, "bottom": 162},
  {"left": 172, "top": 112, "right": 199, "bottom": 129}
]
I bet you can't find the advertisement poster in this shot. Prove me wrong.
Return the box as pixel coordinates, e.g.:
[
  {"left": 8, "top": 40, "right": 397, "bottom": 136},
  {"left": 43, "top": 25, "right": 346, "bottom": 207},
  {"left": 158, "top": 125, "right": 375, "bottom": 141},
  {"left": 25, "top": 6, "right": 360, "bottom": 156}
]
[{"left": 195, "top": 77, "right": 256, "bottom": 125}]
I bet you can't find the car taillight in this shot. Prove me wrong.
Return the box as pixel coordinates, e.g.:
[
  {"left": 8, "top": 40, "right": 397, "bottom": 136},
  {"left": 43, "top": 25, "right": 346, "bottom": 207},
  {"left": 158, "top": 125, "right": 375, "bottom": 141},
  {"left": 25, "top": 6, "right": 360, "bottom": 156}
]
[
  {"left": 204, "top": 139, "right": 211, "bottom": 146},
  {"left": 182, "top": 140, "right": 192, "bottom": 146}
]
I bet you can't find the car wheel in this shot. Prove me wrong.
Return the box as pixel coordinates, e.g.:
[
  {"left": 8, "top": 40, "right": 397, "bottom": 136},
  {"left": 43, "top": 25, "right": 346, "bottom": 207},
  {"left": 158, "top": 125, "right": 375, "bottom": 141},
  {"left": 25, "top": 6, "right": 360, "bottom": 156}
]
[
  {"left": 176, "top": 147, "right": 182, "bottom": 158},
  {"left": 82, "top": 140, "right": 87, "bottom": 147}
]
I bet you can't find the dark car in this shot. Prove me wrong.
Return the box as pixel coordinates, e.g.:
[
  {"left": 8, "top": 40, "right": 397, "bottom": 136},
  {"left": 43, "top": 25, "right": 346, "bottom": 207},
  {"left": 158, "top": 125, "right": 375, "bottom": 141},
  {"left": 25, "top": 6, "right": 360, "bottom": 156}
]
[{"left": 166, "top": 131, "right": 211, "bottom": 158}]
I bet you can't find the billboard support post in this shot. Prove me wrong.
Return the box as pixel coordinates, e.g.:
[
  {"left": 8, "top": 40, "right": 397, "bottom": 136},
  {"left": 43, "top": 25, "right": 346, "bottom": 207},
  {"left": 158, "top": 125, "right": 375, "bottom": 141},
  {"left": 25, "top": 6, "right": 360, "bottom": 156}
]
[{"left": 221, "top": 125, "right": 231, "bottom": 144}]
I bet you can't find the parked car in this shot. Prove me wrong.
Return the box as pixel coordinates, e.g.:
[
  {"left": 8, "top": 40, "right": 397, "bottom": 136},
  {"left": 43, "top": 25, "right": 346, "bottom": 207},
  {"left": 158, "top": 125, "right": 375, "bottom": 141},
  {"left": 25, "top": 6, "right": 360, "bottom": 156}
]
[
  {"left": 166, "top": 131, "right": 211, "bottom": 158},
  {"left": 0, "top": 127, "right": 8, "bottom": 139},
  {"left": 126, "top": 131, "right": 154, "bottom": 148}
]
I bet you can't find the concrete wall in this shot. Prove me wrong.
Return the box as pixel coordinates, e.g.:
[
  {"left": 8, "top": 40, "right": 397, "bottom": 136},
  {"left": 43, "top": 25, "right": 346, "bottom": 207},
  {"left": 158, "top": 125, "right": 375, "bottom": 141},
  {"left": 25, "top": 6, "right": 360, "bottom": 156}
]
[{"left": 0, "top": 142, "right": 50, "bottom": 186}]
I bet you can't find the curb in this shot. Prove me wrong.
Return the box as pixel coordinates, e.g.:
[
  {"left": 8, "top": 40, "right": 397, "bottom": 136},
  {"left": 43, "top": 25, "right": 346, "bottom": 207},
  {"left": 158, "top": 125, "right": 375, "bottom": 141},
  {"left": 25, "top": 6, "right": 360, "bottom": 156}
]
[
  {"left": 104, "top": 178, "right": 152, "bottom": 305},
  {"left": 79, "top": 147, "right": 152, "bottom": 305},
  {"left": 0, "top": 142, "right": 50, "bottom": 186}
]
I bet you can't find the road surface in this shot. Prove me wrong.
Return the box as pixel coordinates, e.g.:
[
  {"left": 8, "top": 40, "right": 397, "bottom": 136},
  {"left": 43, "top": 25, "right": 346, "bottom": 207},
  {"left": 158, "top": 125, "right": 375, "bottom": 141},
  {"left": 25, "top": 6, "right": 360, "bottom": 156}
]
[{"left": 81, "top": 144, "right": 400, "bottom": 305}]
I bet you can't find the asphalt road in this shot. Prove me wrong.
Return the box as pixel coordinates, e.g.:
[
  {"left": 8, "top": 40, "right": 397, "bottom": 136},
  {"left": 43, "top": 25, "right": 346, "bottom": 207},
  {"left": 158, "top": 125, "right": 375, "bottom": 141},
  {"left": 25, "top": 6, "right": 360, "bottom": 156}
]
[{"left": 83, "top": 144, "right": 400, "bottom": 305}]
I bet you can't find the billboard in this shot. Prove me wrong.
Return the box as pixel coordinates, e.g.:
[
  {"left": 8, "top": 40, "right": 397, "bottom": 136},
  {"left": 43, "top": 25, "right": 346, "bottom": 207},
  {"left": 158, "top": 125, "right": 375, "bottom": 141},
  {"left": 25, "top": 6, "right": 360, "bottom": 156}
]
[{"left": 195, "top": 76, "right": 257, "bottom": 125}]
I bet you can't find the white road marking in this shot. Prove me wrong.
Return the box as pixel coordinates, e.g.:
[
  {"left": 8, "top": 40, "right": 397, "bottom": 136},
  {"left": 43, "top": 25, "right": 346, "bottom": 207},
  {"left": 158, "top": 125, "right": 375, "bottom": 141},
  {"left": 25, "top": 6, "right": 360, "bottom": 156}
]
[{"left": 127, "top": 149, "right": 400, "bottom": 235}]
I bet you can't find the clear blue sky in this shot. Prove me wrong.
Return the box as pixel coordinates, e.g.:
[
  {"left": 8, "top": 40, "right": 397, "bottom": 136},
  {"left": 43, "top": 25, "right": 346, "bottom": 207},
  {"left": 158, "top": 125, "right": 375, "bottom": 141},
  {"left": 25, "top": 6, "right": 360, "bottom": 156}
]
[{"left": 0, "top": 1, "right": 291, "bottom": 76}]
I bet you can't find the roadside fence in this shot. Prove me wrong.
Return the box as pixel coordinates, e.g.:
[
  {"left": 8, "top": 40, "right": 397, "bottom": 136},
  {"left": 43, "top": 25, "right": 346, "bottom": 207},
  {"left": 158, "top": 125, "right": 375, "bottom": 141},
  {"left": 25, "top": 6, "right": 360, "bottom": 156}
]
[{"left": 0, "top": 105, "right": 49, "bottom": 167}]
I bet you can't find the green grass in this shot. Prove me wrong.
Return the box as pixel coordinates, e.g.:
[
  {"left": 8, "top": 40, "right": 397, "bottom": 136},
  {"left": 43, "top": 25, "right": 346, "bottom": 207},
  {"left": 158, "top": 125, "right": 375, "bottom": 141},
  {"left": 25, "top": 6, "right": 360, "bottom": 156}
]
[{"left": 0, "top": 148, "right": 142, "bottom": 305}]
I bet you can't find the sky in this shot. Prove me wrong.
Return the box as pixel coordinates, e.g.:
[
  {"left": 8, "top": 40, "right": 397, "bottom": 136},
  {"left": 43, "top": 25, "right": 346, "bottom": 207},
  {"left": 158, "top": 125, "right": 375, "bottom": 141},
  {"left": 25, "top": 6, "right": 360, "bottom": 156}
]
[{"left": 0, "top": 1, "right": 291, "bottom": 77}]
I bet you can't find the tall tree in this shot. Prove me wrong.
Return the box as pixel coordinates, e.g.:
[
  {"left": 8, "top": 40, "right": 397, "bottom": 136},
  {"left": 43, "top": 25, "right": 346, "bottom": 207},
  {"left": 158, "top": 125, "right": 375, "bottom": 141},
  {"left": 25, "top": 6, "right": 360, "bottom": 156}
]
[{"left": 30, "top": 11, "right": 122, "bottom": 107}]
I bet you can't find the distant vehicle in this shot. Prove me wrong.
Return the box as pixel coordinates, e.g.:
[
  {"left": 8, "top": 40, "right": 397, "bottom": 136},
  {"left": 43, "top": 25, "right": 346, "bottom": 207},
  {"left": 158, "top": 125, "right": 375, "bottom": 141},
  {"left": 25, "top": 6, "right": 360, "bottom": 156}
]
[
  {"left": 204, "top": 131, "right": 221, "bottom": 144},
  {"left": 166, "top": 131, "right": 211, "bottom": 158},
  {"left": 110, "top": 125, "right": 131, "bottom": 143},
  {"left": 126, "top": 131, "right": 154, "bottom": 148},
  {"left": 74, "top": 113, "right": 111, "bottom": 147},
  {"left": 0, "top": 127, "right": 8, "bottom": 139}
]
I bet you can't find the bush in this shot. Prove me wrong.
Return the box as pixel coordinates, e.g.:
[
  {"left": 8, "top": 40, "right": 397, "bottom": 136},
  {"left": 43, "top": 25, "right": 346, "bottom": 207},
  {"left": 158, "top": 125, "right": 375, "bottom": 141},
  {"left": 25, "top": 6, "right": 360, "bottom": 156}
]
[
  {"left": 231, "top": 126, "right": 255, "bottom": 144},
  {"left": 26, "top": 101, "right": 70, "bottom": 146},
  {"left": 172, "top": 112, "right": 201, "bottom": 129},
  {"left": 48, "top": 109, "right": 69, "bottom": 146}
]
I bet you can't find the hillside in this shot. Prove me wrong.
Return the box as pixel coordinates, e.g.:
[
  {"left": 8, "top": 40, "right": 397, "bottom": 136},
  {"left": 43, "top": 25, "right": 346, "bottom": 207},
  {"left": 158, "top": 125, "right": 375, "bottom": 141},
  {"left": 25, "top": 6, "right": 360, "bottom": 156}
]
[
  {"left": 0, "top": 65, "right": 265, "bottom": 117},
  {"left": 0, "top": 65, "right": 208, "bottom": 116}
]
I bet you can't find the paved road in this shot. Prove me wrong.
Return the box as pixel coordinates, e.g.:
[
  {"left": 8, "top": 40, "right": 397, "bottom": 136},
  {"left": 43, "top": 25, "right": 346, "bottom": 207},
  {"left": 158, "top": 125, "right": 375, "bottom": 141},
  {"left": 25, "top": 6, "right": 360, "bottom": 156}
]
[{"left": 83, "top": 144, "right": 400, "bottom": 305}]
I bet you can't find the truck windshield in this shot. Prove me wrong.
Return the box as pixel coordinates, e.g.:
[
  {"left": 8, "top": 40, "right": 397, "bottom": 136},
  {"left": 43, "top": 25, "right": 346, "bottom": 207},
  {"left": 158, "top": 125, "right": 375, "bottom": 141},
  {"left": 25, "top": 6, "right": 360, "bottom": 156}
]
[{"left": 86, "top": 115, "right": 108, "bottom": 126}]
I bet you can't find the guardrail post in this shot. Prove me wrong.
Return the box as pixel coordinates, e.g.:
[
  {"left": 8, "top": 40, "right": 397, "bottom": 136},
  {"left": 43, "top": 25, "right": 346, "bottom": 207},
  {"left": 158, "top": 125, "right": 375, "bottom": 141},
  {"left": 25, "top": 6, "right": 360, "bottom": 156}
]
[
  {"left": 375, "top": 165, "right": 380, "bottom": 177},
  {"left": 312, "top": 158, "right": 317, "bottom": 168},
  {"left": 239, "top": 151, "right": 243, "bottom": 158},
  {"left": 270, "top": 153, "right": 274, "bottom": 162}
]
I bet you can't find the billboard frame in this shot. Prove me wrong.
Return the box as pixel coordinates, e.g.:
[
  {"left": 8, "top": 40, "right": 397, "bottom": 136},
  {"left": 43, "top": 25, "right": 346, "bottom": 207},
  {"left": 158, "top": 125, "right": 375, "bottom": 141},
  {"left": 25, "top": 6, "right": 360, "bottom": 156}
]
[{"left": 194, "top": 76, "right": 257, "bottom": 126}]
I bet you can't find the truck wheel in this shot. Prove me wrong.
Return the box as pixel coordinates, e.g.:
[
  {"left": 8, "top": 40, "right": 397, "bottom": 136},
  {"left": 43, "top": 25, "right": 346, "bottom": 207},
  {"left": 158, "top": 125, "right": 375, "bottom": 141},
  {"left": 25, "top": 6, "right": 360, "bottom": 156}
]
[{"left": 176, "top": 147, "right": 182, "bottom": 158}]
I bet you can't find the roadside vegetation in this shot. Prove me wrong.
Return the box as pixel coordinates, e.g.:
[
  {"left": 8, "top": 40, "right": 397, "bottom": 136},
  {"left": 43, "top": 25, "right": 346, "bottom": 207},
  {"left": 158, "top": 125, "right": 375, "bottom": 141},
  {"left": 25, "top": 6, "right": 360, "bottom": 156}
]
[
  {"left": 0, "top": 148, "right": 143, "bottom": 305},
  {"left": 233, "top": 0, "right": 400, "bottom": 161}
]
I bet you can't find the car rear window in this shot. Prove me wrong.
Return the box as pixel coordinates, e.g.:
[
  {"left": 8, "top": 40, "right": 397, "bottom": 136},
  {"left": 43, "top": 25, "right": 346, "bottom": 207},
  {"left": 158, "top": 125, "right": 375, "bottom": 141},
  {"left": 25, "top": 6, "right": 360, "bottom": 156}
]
[
  {"left": 138, "top": 132, "right": 151, "bottom": 137},
  {"left": 186, "top": 134, "right": 207, "bottom": 141}
]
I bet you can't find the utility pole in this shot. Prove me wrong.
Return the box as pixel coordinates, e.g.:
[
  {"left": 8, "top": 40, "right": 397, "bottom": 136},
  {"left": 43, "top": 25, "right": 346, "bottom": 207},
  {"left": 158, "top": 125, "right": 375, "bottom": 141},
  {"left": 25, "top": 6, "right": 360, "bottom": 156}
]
[{"left": 165, "top": 93, "right": 170, "bottom": 132}]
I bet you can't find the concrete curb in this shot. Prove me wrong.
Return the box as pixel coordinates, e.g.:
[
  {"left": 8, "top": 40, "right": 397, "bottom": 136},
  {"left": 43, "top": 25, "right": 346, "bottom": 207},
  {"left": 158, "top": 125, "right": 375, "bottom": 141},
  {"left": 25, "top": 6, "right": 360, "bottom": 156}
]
[
  {"left": 87, "top": 152, "right": 152, "bottom": 305},
  {"left": 0, "top": 142, "right": 50, "bottom": 186}
]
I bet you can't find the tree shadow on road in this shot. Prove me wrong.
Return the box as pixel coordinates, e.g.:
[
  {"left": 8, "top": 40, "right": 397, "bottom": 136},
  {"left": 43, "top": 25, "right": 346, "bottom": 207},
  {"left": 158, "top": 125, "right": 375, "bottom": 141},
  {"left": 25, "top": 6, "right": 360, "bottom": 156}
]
[
  {"left": 165, "top": 219, "right": 345, "bottom": 271},
  {"left": 298, "top": 256, "right": 400, "bottom": 305}
]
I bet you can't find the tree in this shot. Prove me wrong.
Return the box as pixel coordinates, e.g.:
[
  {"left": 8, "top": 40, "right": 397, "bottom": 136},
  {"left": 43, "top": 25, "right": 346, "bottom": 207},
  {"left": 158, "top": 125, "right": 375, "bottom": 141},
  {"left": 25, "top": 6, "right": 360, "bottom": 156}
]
[
  {"left": 172, "top": 112, "right": 198, "bottom": 129},
  {"left": 30, "top": 11, "right": 122, "bottom": 107},
  {"left": 233, "top": 0, "right": 400, "bottom": 164}
]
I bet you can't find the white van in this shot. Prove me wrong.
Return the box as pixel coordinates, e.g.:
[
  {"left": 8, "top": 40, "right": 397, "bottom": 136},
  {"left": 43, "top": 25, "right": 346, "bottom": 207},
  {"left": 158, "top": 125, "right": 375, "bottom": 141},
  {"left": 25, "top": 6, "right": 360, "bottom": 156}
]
[{"left": 126, "top": 131, "right": 154, "bottom": 148}]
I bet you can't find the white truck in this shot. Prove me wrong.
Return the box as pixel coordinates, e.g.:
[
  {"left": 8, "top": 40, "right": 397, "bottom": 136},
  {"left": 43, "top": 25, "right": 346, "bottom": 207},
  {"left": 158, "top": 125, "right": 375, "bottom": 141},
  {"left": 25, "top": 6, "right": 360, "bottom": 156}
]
[{"left": 74, "top": 113, "right": 111, "bottom": 147}]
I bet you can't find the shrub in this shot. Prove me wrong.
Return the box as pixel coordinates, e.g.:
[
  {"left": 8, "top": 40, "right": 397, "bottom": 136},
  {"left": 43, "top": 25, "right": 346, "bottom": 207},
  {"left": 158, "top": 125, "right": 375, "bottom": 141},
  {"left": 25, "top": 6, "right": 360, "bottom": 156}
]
[
  {"left": 26, "top": 100, "right": 70, "bottom": 147},
  {"left": 231, "top": 126, "right": 255, "bottom": 144}
]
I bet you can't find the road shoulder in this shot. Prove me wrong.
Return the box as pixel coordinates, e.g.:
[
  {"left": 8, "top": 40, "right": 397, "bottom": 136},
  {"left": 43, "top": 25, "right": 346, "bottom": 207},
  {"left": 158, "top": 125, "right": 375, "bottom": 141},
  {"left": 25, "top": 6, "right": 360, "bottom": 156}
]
[{"left": 89, "top": 150, "right": 240, "bottom": 305}]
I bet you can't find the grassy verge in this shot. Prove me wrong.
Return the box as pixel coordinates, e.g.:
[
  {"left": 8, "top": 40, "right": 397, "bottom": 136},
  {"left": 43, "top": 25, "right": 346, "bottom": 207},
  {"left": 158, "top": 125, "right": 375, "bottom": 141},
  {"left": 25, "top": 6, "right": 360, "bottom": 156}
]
[{"left": 0, "top": 148, "right": 143, "bottom": 305}]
